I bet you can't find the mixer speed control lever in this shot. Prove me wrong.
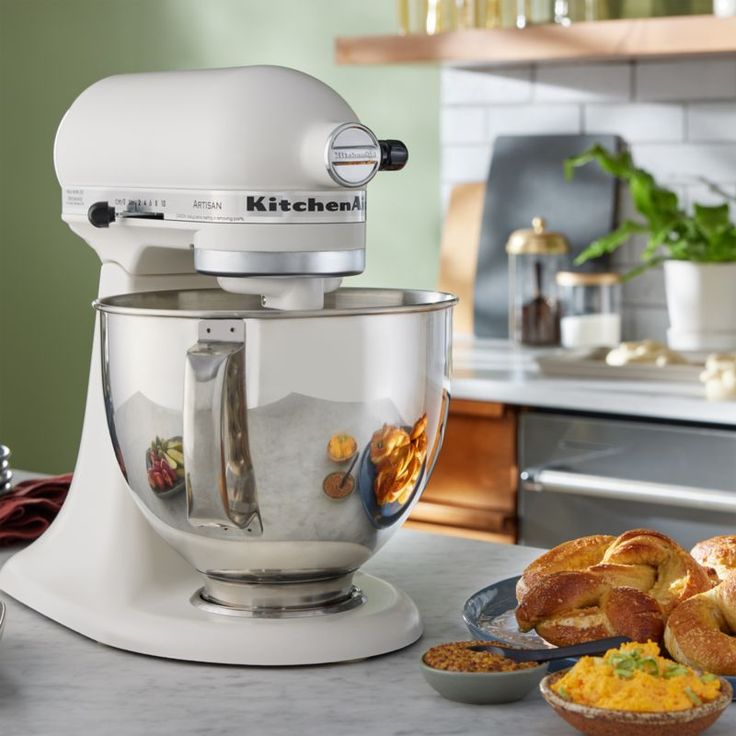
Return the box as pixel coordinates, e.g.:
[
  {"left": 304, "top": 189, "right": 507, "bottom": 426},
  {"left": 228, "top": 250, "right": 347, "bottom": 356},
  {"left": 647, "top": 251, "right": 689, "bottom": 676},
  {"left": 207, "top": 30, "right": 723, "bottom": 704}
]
[
  {"left": 88, "top": 201, "right": 166, "bottom": 228},
  {"left": 88, "top": 201, "right": 117, "bottom": 228}
]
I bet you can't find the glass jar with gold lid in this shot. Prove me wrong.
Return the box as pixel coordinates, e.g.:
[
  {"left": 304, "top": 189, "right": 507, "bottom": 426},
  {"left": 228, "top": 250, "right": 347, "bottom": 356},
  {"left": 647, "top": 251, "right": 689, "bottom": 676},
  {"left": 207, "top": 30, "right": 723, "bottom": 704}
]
[
  {"left": 556, "top": 270, "right": 622, "bottom": 349},
  {"left": 506, "top": 217, "right": 569, "bottom": 346}
]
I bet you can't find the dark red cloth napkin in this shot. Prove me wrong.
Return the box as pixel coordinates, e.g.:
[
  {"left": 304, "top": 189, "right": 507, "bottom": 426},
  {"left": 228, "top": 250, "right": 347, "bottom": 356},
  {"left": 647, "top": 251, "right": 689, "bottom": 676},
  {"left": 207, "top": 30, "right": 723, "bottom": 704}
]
[{"left": 0, "top": 474, "right": 72, "bottom": 546}]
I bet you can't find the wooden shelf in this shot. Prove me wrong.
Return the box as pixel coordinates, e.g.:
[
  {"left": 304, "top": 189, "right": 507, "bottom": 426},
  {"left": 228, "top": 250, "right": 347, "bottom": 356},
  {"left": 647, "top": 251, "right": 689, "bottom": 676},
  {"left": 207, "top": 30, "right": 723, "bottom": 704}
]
[{"left": 336, "top": 15, "right": 736, "bottom": 67}]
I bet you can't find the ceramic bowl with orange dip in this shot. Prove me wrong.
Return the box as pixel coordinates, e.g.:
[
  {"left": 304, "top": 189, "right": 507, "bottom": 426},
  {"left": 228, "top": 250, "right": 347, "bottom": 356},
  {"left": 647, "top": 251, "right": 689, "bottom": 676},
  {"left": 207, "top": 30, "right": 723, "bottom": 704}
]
[{"left": 540, "top": 641, "right": 732, "bottom": 736}]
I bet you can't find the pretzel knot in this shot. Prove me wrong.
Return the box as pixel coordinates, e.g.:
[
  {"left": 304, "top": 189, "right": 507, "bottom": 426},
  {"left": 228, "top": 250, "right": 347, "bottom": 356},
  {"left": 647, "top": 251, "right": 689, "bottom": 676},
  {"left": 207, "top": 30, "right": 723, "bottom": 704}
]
[
  {"left": 515, "top": 529, "right": 712, "bottom": 647},
  {"left": 665, "top": 573, "right": 736, "bottom": 676}
]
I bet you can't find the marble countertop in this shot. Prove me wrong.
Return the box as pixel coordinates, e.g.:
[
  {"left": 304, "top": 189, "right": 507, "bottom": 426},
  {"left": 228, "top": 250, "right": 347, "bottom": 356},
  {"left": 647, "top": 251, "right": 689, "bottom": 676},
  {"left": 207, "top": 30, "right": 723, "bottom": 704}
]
[
  {"left": 1, "top": 530, "right": 734, "bottom": 736},
  {"left": 452, "top": 338, "right": 736, "bottom": 426}
]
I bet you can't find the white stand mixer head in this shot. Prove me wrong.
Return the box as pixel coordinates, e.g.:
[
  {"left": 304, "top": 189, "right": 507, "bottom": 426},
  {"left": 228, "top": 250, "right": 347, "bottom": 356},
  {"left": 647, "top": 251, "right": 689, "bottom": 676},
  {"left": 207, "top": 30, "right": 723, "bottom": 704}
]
[{"left": 53, "top": 65, "right": 408, "bottom": 309}]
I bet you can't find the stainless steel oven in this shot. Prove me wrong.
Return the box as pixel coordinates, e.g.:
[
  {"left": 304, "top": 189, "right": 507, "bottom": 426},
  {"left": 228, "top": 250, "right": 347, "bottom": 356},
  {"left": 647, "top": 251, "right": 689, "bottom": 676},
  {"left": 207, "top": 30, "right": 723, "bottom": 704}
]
[{"left": 518, "top": 411, "right": 736, "bottom": 549}]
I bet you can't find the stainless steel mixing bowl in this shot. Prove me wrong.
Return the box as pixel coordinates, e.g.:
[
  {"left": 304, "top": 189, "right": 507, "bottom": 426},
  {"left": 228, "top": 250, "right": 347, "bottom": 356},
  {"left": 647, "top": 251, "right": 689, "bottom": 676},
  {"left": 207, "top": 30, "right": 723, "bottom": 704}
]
[{"left": 95, "top": 288, "right": 455, "bottom": 616}]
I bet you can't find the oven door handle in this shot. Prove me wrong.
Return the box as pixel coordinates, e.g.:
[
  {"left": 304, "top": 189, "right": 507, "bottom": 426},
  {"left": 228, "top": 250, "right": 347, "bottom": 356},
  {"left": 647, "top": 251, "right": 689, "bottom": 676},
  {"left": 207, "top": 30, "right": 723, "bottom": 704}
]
[{"left": 520, "top": 468, "right": 736, "bottom": 513}]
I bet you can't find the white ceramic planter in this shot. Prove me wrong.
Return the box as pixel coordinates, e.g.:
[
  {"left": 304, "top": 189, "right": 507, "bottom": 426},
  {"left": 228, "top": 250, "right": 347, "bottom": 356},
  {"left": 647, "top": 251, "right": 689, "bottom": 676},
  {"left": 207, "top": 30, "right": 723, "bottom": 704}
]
[{"left": 664, "top": 260, "right": 736, "bottom": 351}]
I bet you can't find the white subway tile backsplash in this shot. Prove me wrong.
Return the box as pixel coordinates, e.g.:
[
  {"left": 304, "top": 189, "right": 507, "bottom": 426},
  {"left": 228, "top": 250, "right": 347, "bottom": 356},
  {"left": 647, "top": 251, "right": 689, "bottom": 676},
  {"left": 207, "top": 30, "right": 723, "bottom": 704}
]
[
  {"left": 687, "top": 182, "right": 736, "bottom": 204},
  {"left": 441, "top": 106, "right": 487, "bottom": 144},
  {"left": 441, "top": 144, "right": 492, "bottom": 183},
  {"left": 487, "top": 104, "right": 580, "bottom": 140},
  {"left": 441, "top": 67, "right": 532, "bottom": 106},
  {"left": 635, "top": 59, "right": 736, "bottom": 102},
  {"left": 688, "top": 103, "right": 736, "bottom": 141},
  {"left": 439, "top": 58, "right": 736, "bottom": 341},
  {"left": 629, "top": 143, "right": 736, "bottom": 184},
  {"left": 535, "top": 63, "right": 631, "bottom": 103},
  {"left": 584, "top": 103, "right": 685, "bottom": 142}
]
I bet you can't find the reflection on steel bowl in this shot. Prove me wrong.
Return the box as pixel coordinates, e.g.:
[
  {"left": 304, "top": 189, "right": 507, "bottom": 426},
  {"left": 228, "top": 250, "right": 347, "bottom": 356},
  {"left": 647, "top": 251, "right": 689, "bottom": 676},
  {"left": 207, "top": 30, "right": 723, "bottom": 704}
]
[
  {"left": 370, "top": 415, "right": 428, "bottom": 507},
  {"left": 145, "top": 435, "right": 185, "bottom": 497}
]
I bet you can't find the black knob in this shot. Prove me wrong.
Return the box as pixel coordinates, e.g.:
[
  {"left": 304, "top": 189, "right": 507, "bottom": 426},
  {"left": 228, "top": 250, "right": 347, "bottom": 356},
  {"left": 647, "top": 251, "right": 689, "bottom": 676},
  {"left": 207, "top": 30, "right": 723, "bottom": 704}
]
[
  {"left": 378, "top": 139, "right": 409, "bottom": 171},
  {"left": 88, "top": 201, "right": 117, "bottom": 228}
]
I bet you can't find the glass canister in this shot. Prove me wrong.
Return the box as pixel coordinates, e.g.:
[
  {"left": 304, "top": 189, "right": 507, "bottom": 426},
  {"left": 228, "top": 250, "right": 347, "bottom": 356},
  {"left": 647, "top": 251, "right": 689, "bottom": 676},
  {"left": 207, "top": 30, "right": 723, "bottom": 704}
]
[
  {"left": 506, "top": 217, "right": 569, "bottom": 346},
  {"left": 556, "top": 271, "right": 622, "bottom": 349}
]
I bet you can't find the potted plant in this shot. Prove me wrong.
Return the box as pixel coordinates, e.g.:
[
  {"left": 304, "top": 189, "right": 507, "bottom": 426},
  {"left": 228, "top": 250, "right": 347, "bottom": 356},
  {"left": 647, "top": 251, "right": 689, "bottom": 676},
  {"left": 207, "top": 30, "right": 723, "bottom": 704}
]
[{"left": 565, "top": 145, "right": 736, "bottom": 351}]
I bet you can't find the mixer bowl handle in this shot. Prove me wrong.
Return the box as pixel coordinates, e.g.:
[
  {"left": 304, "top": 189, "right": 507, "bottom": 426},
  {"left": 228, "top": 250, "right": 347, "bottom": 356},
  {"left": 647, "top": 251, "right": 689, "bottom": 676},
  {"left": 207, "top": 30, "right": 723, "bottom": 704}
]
[{"left": 183, "top": 320, "right": 262, "bottom": 535}]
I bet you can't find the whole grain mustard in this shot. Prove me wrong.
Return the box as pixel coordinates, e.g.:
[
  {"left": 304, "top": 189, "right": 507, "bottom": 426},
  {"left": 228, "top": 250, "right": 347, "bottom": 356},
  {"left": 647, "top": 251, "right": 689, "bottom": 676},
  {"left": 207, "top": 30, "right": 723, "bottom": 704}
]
[{"left": 551, "top": 642, "right": 721, "bottom": 712}]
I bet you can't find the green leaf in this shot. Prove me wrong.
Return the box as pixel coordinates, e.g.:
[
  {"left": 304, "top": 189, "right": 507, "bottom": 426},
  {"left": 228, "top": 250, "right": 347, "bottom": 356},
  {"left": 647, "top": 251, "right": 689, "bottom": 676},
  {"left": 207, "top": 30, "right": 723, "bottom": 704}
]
[
  {"left": 564, "top": 144, "right": 635, "bottom": 181},
  {"left": 694, "top": 203, "right": 731, "bottom": 233},
  {"left": 574, "top": 220, "right": 648, "bottom": 265},
  {"left": 564, "top": 144, "right": 736, "bottom": 273}
]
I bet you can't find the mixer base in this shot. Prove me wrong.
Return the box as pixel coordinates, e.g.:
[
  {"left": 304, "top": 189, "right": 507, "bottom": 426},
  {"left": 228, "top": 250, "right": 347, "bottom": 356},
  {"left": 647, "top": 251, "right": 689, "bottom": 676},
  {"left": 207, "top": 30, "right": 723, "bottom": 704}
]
[{"left": 1, "top": 559, "right": 422, "bottom": 665}]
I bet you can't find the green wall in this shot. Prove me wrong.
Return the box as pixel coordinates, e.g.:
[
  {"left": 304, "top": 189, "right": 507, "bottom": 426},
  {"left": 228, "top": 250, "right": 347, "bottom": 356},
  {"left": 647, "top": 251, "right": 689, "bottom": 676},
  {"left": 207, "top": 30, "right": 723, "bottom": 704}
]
[{"left": 0, "top": 0, "right": 441, "bottom": 473}]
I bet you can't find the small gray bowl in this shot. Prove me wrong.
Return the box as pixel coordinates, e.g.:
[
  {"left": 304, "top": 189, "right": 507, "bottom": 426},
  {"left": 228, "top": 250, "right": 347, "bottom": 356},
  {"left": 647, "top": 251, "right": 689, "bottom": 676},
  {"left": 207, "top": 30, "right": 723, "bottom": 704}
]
[{"left": 420, "top": 659, "right": 549, "bottom": 705}]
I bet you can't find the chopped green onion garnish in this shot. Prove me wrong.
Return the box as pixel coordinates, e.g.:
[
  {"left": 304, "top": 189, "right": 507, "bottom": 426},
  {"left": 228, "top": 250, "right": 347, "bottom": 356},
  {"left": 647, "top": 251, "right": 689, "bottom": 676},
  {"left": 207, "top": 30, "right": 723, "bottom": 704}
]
[
  {"left": 664, "top": 664, "right": 689, "bottom": 679},
  {"left": 640, "top": 657, "right": 659, "bottom": 676},
  {"left": 614, "top": 668, "right": 634, "bottom": 679},
  {"left": 557, "top": 686, "right": 571, "bottom": 701},
  {"left": 701, "top": 673, "right": 718, "bottom": 683},
  {"left": 685, "top": 687, "right": 702, "bottom": 706}
]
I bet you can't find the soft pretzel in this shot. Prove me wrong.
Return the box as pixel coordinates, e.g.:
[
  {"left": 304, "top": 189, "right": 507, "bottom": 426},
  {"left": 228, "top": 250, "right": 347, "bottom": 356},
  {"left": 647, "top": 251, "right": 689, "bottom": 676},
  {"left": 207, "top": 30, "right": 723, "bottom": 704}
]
[
  {"left": 516, "top": 529, "right": 712, "bottom": 647},
  {"left": 665, "top": 573, "right": 736, "bottom": 675},
  {"left": 691, "top": 536, "right": 736, "bottom": 584}
]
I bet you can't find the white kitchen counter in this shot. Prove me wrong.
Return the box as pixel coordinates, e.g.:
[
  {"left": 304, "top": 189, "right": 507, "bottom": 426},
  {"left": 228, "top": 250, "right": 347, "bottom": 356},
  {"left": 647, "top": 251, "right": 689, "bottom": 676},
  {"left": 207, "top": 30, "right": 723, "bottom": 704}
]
[
  {"left": 452, "top": 338, "right": 736, "bottom": 427},
  {"left": 1, "top": 485, "right": 735, "bottom": 734},
  {"left": 0, "top": 531, "right": 555, "bottom": 736}
]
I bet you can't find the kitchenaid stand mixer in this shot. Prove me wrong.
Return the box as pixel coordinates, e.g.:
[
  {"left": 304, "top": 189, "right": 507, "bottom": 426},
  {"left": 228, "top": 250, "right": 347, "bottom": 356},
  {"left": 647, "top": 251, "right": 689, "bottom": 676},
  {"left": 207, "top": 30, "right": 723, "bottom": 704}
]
[{"left": 0, "top": 66, "right": 455, "bottom": 665}]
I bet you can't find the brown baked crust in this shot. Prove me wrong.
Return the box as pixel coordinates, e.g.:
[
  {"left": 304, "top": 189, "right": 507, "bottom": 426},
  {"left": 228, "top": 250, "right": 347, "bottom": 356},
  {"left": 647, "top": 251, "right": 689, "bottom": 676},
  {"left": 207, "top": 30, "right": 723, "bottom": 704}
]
[
  {"left": 516, "top": 571, "right": 612, "bottom": 645},
  {"left": 515, "top": 535, "right": 615, "bottom": 602},
  {"left": 604, "top": 586, "right": 664, "bottom": 643},
  {"left": 600, "top": 528, "right": 712, "bottom": 616},
  {"left": 665, "top": 573, "right": 736, "bottom": 675},
  {"left": 691, "top": 536, "right": 736, "bottom": 583},
  {"left": 515, "top": 529, "right": 712, "bottom": 647},
  {"left": 517, "top": 572, "right": 606, "bottom": 628},
  {"left": 516, "top": 571, "right": 664, "bottom": 646}
]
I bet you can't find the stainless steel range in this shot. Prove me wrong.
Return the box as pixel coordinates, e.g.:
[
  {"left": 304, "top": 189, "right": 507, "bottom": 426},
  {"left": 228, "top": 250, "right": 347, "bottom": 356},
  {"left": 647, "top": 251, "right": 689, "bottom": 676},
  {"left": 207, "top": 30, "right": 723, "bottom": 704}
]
[{"left": 519, "top": 410, "right": 736, "bottom": 549}]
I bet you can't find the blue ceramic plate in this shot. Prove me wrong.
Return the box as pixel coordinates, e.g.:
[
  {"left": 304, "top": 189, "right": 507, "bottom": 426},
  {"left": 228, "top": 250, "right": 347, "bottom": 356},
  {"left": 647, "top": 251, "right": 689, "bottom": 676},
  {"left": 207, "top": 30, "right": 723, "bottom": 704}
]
[
  {"left": 463, "top": 575, "right": 736, "bottom": 697},
  {"left": 357, "top": 443, "right": 425, "bottom": 529}
]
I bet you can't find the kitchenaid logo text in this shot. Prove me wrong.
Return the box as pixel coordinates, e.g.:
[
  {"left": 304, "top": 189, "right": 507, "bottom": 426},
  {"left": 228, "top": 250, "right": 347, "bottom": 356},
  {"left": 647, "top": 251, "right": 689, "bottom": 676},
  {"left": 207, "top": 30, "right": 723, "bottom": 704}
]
[
  {"left": 332, "top": 149, "right": 377, "bottom": 161},
  {"left": 246, "top": 195, "right": 364, "bottom": 214}
]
